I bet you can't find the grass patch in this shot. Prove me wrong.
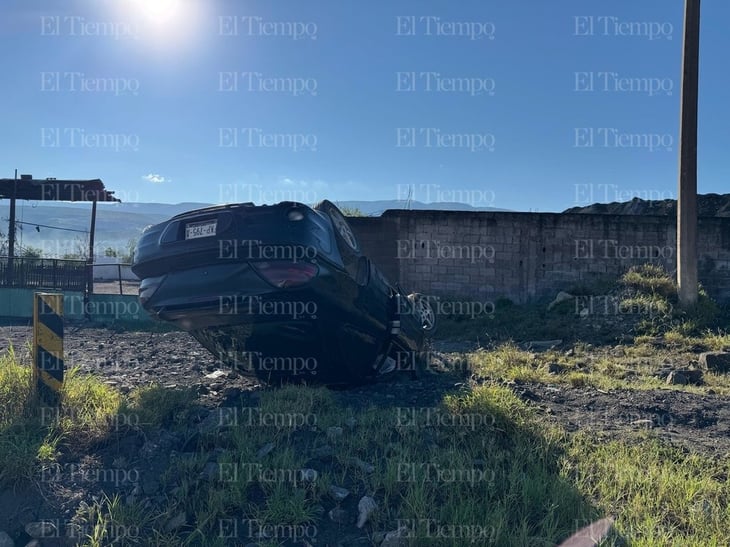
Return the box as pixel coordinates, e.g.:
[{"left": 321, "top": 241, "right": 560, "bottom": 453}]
[
  {"left": 144, "top": 381, "right": 604, "bottom": 545},
  {"left": 568, "top": 434, "right": 730, "bottom": 545},
  {"left": 0, "top": 347, "right": 123, "bottom": 487},
  {"left": 620, "top": 263, "right": 677, "bottom": 298},
  {"left": 123, "top": 383, "right": 198, "bottom": 430},
  {"left": 433, "top": 264, "right": 730, "bottom": 346},
  {"left": 72, "top": 493, "right": 156, "bottom": 547}
]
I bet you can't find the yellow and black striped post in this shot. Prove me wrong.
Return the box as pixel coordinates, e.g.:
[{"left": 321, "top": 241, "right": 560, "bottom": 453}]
[{"left": 33, "top": 292, "right": 64, "bottom": 405}]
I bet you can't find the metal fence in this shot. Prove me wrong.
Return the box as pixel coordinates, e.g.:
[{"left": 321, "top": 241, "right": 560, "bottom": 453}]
[
  {"left": 92, "top": 263, "right": 139, "bottom": 295},
  {"left": 0, "top": 256, "right": 87, "bottom": 290}
]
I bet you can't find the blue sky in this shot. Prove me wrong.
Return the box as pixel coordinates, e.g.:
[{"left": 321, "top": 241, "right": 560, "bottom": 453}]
[{"left": 1, "top": 0, "right": 728, "bottom": 212}]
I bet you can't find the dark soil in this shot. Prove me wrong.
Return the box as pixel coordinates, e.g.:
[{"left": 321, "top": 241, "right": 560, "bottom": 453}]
[{"left": 509, "top": 380, "right": 730, "bottom": 455}]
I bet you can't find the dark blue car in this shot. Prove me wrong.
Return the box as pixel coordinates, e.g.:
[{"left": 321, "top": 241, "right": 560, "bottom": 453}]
[{"left": 132, "top": 200, "right": 436, "bottom": 385}]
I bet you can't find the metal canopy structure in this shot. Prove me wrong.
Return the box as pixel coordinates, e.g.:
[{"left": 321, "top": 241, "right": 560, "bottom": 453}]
[
  {"left": 0, "top": 176, "right": 119, "bottom": 202},
  {"left": 1, "top": 173, "right": 121, "bottom": 296}
]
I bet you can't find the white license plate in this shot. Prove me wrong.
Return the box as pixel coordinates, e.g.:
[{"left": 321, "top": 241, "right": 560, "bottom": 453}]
[{"left": 185, "top": 220, "right": 217, "bottom": 239}]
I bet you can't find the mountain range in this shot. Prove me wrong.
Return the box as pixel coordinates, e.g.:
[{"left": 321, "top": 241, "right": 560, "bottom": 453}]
[{"left": 0, "top": 199, "right": 505, "bottom": 257}]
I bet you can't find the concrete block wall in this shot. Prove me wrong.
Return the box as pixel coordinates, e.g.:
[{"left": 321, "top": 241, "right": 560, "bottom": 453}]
[{"left": 350, "top": 211, "right": 730, "bottom": 304}]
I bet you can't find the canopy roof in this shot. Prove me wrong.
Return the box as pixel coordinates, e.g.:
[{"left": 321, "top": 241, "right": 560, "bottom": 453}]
[{"left": 0, "top": 177, "right": 120, "bottom": 202}]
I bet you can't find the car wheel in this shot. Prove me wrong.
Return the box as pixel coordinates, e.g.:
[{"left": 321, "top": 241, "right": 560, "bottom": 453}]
[
  {"left": 408, "top": 293, "right": 438, "bottom": 335},
  {"left": 314, "top": 200, "right": 361, "bottom": 253}
]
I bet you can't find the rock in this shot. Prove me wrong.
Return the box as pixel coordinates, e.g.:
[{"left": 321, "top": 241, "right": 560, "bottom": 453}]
[
  {"left": 0, "top": 531, "right": 14, "bottom": 547},
  {"left": 328, "top": 507, "right": 350, "bottom": 524},
  {"left": 547, "top": 363, "right": 564, "bottom": 374},
  {"left": 222, "top": 386, "right": 241, "bottom": 399},
  {"left": 329, "top": 485, "right": 350, "bottom": 502},
  {"left": 24, "top": 541, "right": 40, "bottom": 547},
  {"left": 699, "top": 352, "right": 730, "bottom": 373},
  {"left": 256, "top": 442, "right": 275, "bottom": 459},
  {"left": 24, "top": 521, "right": 57, "bottom": 539},
  {"left": 666, "top": 371, "right": 688, "bottom": 385},
  {"left": 164, "top": 512, "right": 187, "bottom": 532},
  {"left": 351, "top": 457, "right": 375, "bottom": 474},
  {"left": 381, "top": 525, "right": 410, "bottom": 547},
  {"left": 685, "top": 369, "right": 704, "bottom": 385},
  {"left": 356, "top": 496, "right": 377, "bottom": 528},
  {"left": 666, "top": 369, "right": 703, "bottom": 385},
  {"left": 205, "top": 370, "right": 227, "bottom": 379},
  {"left": 548, "top": 292, "right": 574, "bottom": 310}
]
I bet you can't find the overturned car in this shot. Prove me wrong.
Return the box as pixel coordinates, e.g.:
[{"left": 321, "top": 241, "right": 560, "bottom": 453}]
[{"left": 131, "top": 200, "right": 436, "bottom": 385}]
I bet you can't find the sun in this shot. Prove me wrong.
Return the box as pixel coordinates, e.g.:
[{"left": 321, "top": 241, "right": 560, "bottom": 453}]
[
  {"left": 112, "top": 0, "right": 204, "bottom": 51},
  {"left": 128, "top": 0, "right": 183, "bottom": 25}
]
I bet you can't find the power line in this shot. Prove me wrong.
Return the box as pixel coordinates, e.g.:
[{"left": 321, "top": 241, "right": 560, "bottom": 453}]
[{"left": 6, "top": 219, "right": 90, "bottom": 234}]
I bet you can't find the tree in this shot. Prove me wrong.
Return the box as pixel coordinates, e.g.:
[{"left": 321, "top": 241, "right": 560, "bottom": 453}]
[
  {"left": 120, "top": 238, "right": 137, "bottom": 263},
  {"left": 338, "top": 206, "right": 366, "bottom": 217},
  {"left": 20, "top": 246, "right": 43, "bottom": 258}
]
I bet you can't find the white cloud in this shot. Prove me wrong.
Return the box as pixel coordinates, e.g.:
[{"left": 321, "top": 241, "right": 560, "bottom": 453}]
[{"left": 142, "top": 173, "right": 169, "bottom": 184}]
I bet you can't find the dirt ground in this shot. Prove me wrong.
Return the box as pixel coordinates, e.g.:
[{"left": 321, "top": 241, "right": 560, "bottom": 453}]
[
  {"left": 512, "top": 381, "right": 730, "bottom": 455},
  {"left": 1, "top": 325, "right": 729, "bottom": 545},
  {"left": 91, "top": 280, "right": 139, "bottom": 296}
]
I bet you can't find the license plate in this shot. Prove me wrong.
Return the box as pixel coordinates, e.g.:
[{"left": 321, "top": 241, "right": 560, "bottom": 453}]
[{"left": 185, "top": 220, "right": 217, "bottom": 239}]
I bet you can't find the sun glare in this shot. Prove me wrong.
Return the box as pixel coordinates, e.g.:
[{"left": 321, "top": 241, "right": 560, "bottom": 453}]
[
  {"left": 111, "top": 0, "right": 203, "bottom": 51},
  {"left": 129, "top": 0, "right": 183, "bottom": 25}
]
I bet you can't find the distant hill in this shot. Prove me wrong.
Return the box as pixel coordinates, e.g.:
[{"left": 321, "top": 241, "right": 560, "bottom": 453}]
[
  {"left": 564, "top": 194, "right": 730, "bottom": 217},
  {"left": 0, "top": 199, "right": 508, "bottom": 257},
  {"left": 332, "top": 200, "right": 507, "bottom": 216}
]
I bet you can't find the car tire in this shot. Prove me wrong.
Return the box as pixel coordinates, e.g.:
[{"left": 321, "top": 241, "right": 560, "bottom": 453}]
[
  {"left": 314, "top": 199, "right": 361, "bottom": 277},
  {"left": 407, "top": 293, "right": 438, "bottom": 335},
  {"left": 314, "top": 199, "right": 361, "bottom": 252}
]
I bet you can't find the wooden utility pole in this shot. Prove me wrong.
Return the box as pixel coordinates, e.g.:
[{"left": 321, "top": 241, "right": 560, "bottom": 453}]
[{"left": 677, "top": 0, "right": 701, "bottom": 307}]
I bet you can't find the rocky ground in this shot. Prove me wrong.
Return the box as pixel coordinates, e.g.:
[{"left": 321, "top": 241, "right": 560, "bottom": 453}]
[{"left": 1, "top": 325, "right": 729, "bottom": 545}]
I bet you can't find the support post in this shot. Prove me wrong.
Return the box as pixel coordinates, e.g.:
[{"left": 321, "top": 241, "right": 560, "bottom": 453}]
[
  {"left": 84, "top": 200, "right": 97, "bottom": 317},
  {"left": 7, "top": 171, "right": 17, "bottom": 285},
  {"left": 677, "top": 0, "right": 701, "bottom": 308},
  {"left": 33, "top": 292, "right": 64, "bottom": 406}
]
